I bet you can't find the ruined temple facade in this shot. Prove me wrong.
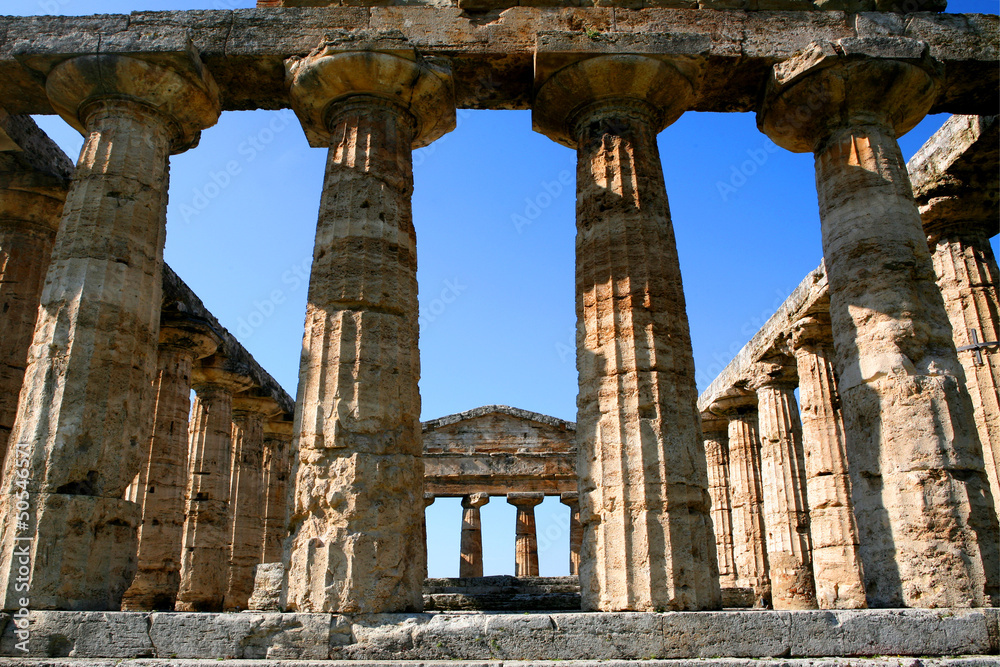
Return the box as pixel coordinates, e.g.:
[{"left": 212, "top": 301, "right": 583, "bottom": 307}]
[{"left": 0, "top": 0, "right": 997, "bottom": 661}]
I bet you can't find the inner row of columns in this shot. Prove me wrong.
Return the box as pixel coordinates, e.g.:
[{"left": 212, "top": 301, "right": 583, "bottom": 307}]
[{"left": 0, "top": 39, "right": 996, "bottom": 613}]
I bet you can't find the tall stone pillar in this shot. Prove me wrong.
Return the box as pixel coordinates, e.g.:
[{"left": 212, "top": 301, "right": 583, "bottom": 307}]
[
  {"left": 711, "top": 393, "right": 770, "bottom": 606},
  {"left": 261, "top": 416, "right": 294, "bottom": 564},
  {"left": 926, "top": 218, "right": 1000, "bottom": 520},
  {"left": 459, "top": 493, "right": 489, "bottom": 578},
  {"left": 533, "top": 54, "right": 719, "bottom": 611},
  {"left": 0, "top": 188, "right": 63, "bottom": 462},
  {"left": 752, "top": 362, "right": 817, "bottom": 610},
  {"left": 225, "top": 393, "right": 281, "bottom": 611},
  {"left": 759, "top": 41, "right": 999, "bottom": 607},
  {"left": 559, "top": 492, "right": 582, "bottom": 577},
  {"left": 701, "top": 412, "right": 737, "bottom": 589},
  {"left": 176, "top": 355, "right": 252, "bottom": 612},
  {"left": 0, "top": 53, "right": 220, "bottom": 611},
  {"left": 122, "top": 315, "right": 220, "bottom": 611},
  {"left": 422, "top": 494, "right": 435, "bottom": 581},
  {"left": 283, "top": 44, "right": 455, "bottom": 613},
  {"left": 792, "top": 314, "right": 866, "bottom": 609},
  {"left": 507, "top": 493, "right": 543, "bottom": 577}
]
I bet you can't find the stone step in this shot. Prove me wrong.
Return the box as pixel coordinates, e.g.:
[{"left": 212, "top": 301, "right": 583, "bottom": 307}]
[
  {"left": 424, "top": 575, "right": 581, "bottom": 611},
  {"left": 0, "top": 658, "right": 995, "bottom": 667}
]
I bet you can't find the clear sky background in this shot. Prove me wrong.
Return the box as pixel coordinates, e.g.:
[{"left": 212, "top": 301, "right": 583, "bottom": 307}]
[{"left": 9, "top": 0, "right": 998, "bottom": 580}]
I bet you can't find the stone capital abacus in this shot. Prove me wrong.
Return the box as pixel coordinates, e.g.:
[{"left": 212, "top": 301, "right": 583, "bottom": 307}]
[
  {"left": 0, "top": 188, "right": 64, "bottom": 235},
  {"left": 507, "top": 492, "right": 544, "bottom": 509},
  {"left": 791, "top": 313, "right": 834, "bottom": 352},
  {"left": 191, "top": 355, "right": 255, "bottom": 396},
  {"left": 709, "top": 390, "right": 758, "bottom": 419},
  {"left": 462, "top": 493, "right": 490, "bottom": 510},
  {"left": 157, "top": 314, "right": 221, "bottom": 360},
  {"left": 748, "top": 359, "right": 799, "bottom": 393},
  {"left": 700, "top": 410, "right": 730, "bottom": 439},
  {"left": 43, "top": 51, "right": 221, "bottom": 154},
  {"left": 232, "top": 392, "right": 284, "bottom": 421}
]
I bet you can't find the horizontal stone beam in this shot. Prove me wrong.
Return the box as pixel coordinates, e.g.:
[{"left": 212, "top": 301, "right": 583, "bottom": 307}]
[{"left": 0, "top": 9, "right": 996, "bottom": 116}]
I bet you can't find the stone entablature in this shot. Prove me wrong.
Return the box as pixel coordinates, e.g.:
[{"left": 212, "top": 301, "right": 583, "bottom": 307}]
[
  {"left": 257, "top": 0, "right": 947, "bottom": 12},
  {"left": 423, "top": 405, "right": 576, "bottom": 496}
]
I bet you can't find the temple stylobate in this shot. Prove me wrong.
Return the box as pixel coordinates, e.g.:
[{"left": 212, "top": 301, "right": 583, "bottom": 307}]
[{"left": 0, "top": 0, "right": 997, "bottom": 662}]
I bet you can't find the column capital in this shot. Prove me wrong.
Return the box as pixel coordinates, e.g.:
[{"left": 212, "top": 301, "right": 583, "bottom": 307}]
[
  {"left": 700, "top": 410, "right": 730, "bottom": 438},
  {"left": 285, "top": 44, "right": 456, "bottom": 149},
  {"left": 424, "top": 493, "right": 436, "bottom": 508},
  {"left": 461, "top": 493, "right": 490, "bottom": 510},
  {"left": 264, "top": 416, "right": 295, "bottom": 438},
  {"left": 506, "top": 492, "right": 544, "bottom": 509},
  {"left": 191, "top": 354, "right": 255, "bottom": 394},
  {"left": 559, "top": 491, "right": 578, "bottom": 508},
  {"left": 43, "top": 52, "right": 221, "bottom": 154},
  {"left": 0, "top": 188, "right": 64, "bottom": 234},
  {"left": 532, "top": 54, "right": 699, "bottom": 149},
  {"left": 757, "top": 39, "right": 941, "bottom": 154},
  {"left": 232, "top": 391, "right": 284, "bottom": 420},
  {"left": 709, "top": 389, "right": 758, "bottom": 418},
  {"left": 158, "top": 313, "right": 221, "bottom": 360},
  {"left": 748, "top": 359, "right": 799, "bottom": 392},
  {"left": 791, "top": 313, "right": 834, "bottom": 351}
]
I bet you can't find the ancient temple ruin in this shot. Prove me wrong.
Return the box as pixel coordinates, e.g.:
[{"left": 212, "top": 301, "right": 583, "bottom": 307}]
[{"left": 0, "top": 0, "right": 997, "bottom": 662}]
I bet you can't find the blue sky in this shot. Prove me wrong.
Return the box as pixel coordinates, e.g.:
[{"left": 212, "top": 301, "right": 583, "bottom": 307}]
[{"left": 10, "top": 0, "right": 998, "bottom": 579}]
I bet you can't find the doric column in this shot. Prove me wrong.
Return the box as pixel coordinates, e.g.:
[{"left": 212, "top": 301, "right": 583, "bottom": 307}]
[
  {"left": 122, "top": 315, "right": 220, "bottom": 611},
  {"left": 459, "top": 493, "right": 490, "bottom": 578},
  {"left": 507, "top": 493, "right": 543, "bottom": 577},
  {"left": 0, "top": 188, "right": 63, "bottom": 461},
  {"left": 422, "top": 493, "right": 435, "bottom": 581},
  {"left": 0, "top": 53, "right": 220, "bottom": 611},
  {"left": 791, "top": 314, "right": 866, "bottom": 609},
  {"left": 759, "top": 40, "right": 999, "bottom": 607},
  {"left": 224, "top": 392, "right": 281, "bottom": 611},
  {"left": 711, "top": 393, "right": 770, "bottom": 606},
  {"left": 533, "top": 54, "right": 719, "bottom": 611},
  {"left": 926, "top": 218, "right": 1000, "bottom": 520},
  {"left": 260, "top": 416, "right": 294, "bottom": 564},
  {"left": 175, "top": 355, "right": 252, "bottom": 612},
  {"left": 701, "top": 412, "right": 737, "bottom": 589},
  {"left": 751, "top": 361, "right": 817, "bottom": 610},
  {"left": 559, "top": 492, "right": 582, "bottom": 577},
  {"left": 283, "top": 43, "right": 455, "bottom": 613}
]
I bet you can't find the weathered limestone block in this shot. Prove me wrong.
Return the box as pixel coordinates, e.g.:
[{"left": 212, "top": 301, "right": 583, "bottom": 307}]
[
  {"left": 751, "top": 361, "right": 817, "bottom": 610},
  {"left": 459, "top": 493, "right": 489, "bottom": 578},
  {"left": 711, "top": 393, "right": 770, "bottom": 606},
  {"left": 0, "top": 188, "right": 63, "bottom": 461},
  {"left": 225, "top": 393, "right": 282, "bottom": 611},
  {"left": 261, "top": 417, "right": 294, "bottom": 564},
  {"left": 559, "top": 491, "right": 582, "bottom": 576},
  {"left": 122, "top": 316, "right": 220, "bottom": 612},
  {"left": 791, "top": 314, "right": 866, "bottom": 610},
  {"left": 283, "top": 42, "right": 455, "bottom": 613},
  {"left": 701, "top": 412, "right": 737, "bottom": 589},
  {"left": 0, "top": 52, "right": 220, "bottom": 611},
  {"left": 176, "top": 356, "right": 253, "bottom": 612},
  {"left": 248, "top": 562, "right": 285, "bottom": 612},
  {"left": 507, "top": 492, "right": 543, "bottom": 577},
  {"left": 533, "top": 53, "right": 719, "bottom": 611},
  {"left": 759, "top": 39, "right": 999, "bottom": 607}
]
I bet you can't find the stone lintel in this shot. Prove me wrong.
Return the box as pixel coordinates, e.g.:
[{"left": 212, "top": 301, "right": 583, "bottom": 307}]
[
  {"left": 0, "top": 609, "right": 994, "bottom": 660},
  {"left": 0, "top": 110, "right": 73, "bottom": 197},
  {"left": 0, "top": 10, "right": 996, "bottom": 116}
]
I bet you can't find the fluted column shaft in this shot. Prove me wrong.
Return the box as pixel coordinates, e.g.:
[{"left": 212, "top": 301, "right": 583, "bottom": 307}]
[
  {"left": 760, "top": 48, "right": 998, "bottom": 607},
  {"left": 122, "top": 322, "right": 218, "bottom": 611},
  {"left": 508, "top": 493, "right": 543, "bottom": 577},
  {"left": 754, "top": 376, "right": 817, "bottom": 610},
  {"left": 459, "top": 493, "right": 489, "bottom": 578},
  {"left": 286, "top": 93, "right": 426, "bottom": 611},
  {"left": 176, "top": 363, "right": 250, "bottom": 612},
  {"left": 928, "top": 223, "right": 1000, "bottom": 520},
  {"left": 422, "top": 494, "right": 435, "bottom": 581},
  {"left": 260, "top": 419, "right": 293, "bottom": 564},
  {"left": 0, "top": 191, "right": 62, "bottom": 461},
  {"left": 792, "top": 316, "right": 866, "bottom": 609},
  {"left": 559, "top": 492, "right": 582, "bottom": 576},
  {"left": 702, "top": 414, "right": 737, "bottom": 589}
]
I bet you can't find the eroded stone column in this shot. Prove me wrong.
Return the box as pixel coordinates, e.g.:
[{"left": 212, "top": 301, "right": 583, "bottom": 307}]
[
  {"left": 261, "top": 416, "right": 294, "bottom": 564},
  {"left": 176, "top": 356, "right": 252, "bottom": 612},
  {"left": 759, "top": 41, "right": 999, "bottom": 607},
  {"left": 459, "top": 493, "right": 489, "bottom": 578},
  {"left": 508, "top": 493, "right": 543, "bottom": 577},
  {"left": 422, "top": 494, "right": 435, "bottom": 581},
  {"left": 225, "top": 393, "right": 281, "bottom": 611},
  {"left": 701, "top": 412, "right": 737, "bottom": 589},
  {"left": 712, "top": 393, "right": 770, "bottom": 606},
  {"left": 752, "top": 362, "right": 817, "bottom": 610},
  {"left": 559, "top": 492, "right": 582, "bottom": 577},
  {"left": 792, "top": 314, "right": 866, "bottom": 609},
  {"left": 533, "top": 54, "right": 719, "bottom": 611},
  {"left": 0, "top": 189, "right": 63, "bottom": 462},
  {"left": 926, "top": 218, "right": 1000, "bottom": 520},
  {"left": 122, "top": 316, "right": 219, "bottom": 611},
  {"left": 0, "top": 53, "right": 219, "bottom": 611},
  {"left": 283, "top": 45, "right": 455, "bottom": 613}
]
